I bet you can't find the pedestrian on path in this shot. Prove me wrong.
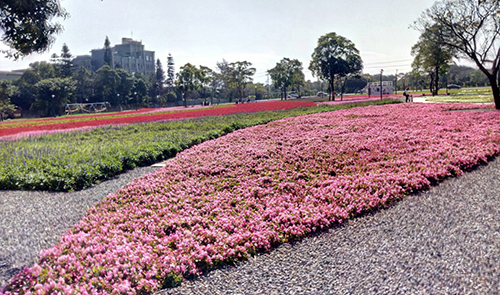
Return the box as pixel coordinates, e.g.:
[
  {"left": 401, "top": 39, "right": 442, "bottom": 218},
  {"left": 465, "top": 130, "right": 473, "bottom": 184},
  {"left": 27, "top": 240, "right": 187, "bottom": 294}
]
[{"left": 404, "top": 87, "right": 410, "bottom": 102}]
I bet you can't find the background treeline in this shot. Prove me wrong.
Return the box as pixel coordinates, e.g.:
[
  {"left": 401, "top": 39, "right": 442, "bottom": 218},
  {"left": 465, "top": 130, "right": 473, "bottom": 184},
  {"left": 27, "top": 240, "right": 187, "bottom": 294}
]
[{"left": 0, "top": 42, "right": 490, "bottom": 119}]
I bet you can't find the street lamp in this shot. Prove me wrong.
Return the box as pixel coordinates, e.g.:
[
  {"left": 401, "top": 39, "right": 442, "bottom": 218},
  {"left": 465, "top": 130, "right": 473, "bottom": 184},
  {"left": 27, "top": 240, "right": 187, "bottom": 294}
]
[
  {"left": 380, "top": 69, "right": 383, "bottom": 100},
  {"left": 51, "top": 94, "right": 55, "bottom": 117},
  {"left": 395, "top": 69, "right": 398, "bottom": 94},
  {"left": 134, "top": 92, "right": 138, "bottom": 110}
]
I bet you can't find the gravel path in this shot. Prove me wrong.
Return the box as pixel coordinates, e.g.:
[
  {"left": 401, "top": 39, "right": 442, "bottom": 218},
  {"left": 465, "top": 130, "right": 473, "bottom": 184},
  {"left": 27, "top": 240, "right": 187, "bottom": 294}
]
[
  {"left": 158, "top": 159, "right": 500, "bottom": 295},
  {"left": 1, "top": 159, "right": 499, "bottom": 294},
  {"left": 0, "top": 166, "right": 159, "bottom": 288}
]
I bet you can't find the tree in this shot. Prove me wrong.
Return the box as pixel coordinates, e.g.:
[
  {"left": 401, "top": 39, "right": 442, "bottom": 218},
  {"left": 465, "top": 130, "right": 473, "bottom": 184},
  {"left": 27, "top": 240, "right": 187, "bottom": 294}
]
[
  {"left": 73, "top": 67, "right": 95, "bottom": 103},
  {"left": 209, "top": 71, "right": 223, "bottom": 104},
  {"left": 25, "top": 61, "right": 59, "bottom": 80},
  {"left": 268, "top": 60, "right": 288, "bottom": 100},
  {"left": 176, "top": 63, "right": 200, "bottom": 107},
  {"left": 411, "top": 25, "right": 455, "bottom": 95},
  {"left": 342, "top": 76, "right": 368, "bottom": 93},
  {"left": 268, "top": 58, "right": 304, "bottom": 100},
  {"left": 0, "top": 81, "right": 15, "bottom": 120},
  {"left": 198, "top": 66, "right": 215, "bottom": 104},
  {"left": 152, "top": 59, "right": 166, "bottom": 104},
  {"left": 166, "top": 53, "right": 175, "bottom": 91},
  {"left": 104, "top": 36, "right": 112, "bottom": 67},
  {"left": 216, "top": 59, "right": 233, "bottom": 101},
  {"left": 51, "top": 43, "right": 73, "bottom": 78},
  {"left": 95, "top": 65, "right": 119, "bottom": 106},
  {"left": 132, "top": 77, "right": 149, "bottom": 108},
  {"left": 246, "top": 82, "right": 267, "bottom": 100},
  {"left": 115, "top": 69, "right": 134, "bottom": 108},
  {"left": 337, "top": 73, "right": 362, "bottom": 99},
  {"left": 32, "top": 78, "right": 76, "bottom": 117},
  {"left": 11, "top": 61, "right": 58, "bottom": 111},
  {"left": 309, "top": 32, "right": 363, "bottom": 101},
  {"left": 155, "top": 59, "right": 166, "bottom": 89},
  {"left": 415, "top": 0, "right": 500, "bottom": 108},
  {"left": 228, "top": 61, "right": 256, "bottom": 103},
  {"left": 291, "top": 68, "right": 305, "bottom": 95},
  {"left": 60, "top": 43, "right": 73, "bottom": 77},
  {"left": 0, "top": 0, "right": 68, "bottom": 59}
]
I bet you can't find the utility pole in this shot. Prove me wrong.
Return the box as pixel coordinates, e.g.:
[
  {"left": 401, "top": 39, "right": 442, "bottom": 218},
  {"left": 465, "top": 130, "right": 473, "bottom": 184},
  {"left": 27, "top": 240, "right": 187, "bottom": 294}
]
[
  {"left": 380, "top": 69, "right": 384, "bottom": 100},
  {"left": 395, "top": 69, "right": 398, "bottom": 94},
  {"left": 267, "top": 73, "right": 270, "bottom": 99}
]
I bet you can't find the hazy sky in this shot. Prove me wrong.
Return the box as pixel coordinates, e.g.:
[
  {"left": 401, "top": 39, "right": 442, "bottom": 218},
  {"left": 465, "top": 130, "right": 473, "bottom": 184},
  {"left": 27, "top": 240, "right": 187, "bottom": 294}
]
[{"left": 0, "top": 0, "right": 450, "bottom": 83}]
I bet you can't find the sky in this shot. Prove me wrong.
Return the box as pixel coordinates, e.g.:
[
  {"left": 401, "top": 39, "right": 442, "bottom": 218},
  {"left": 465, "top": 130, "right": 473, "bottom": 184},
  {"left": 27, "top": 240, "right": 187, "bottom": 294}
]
[{"left": 0, "top": 0, "right": 457, "bottom": 84}]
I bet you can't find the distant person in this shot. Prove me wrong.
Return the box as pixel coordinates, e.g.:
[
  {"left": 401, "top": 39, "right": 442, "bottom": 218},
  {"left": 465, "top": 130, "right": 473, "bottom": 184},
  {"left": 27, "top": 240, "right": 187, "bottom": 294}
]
[{"left": 404, "top": 87, "right": 410, "bottom": 102}]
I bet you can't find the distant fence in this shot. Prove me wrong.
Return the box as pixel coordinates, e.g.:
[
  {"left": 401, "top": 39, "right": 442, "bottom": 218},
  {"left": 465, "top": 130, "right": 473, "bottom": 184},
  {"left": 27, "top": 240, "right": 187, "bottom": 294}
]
[{"left": 65, "top": 102, "right": 110, "bottom": 114}]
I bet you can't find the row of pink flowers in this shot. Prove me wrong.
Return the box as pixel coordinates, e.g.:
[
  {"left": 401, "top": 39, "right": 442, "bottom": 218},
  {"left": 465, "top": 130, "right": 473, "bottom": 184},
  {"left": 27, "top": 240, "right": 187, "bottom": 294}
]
[{"left": 3, "top": 103, "right": 499, "bottom": 294}]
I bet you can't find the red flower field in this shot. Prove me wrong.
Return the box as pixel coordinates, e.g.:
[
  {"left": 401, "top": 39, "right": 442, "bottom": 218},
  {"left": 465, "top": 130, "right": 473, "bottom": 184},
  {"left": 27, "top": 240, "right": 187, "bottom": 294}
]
[{"left": 0, "top": 101, "right": 316, "bottom": 140}]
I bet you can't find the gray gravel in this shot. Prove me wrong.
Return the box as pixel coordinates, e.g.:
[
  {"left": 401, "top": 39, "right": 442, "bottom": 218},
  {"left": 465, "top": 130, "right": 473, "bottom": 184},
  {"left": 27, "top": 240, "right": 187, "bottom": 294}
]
[
  {"left": 0, "top": 166, "right": 159, "bottom": 288},
  {"left": 1, "top": 159, "right": 499, "bottom": 294},
  {"left": 158, "top": 159, "right": 500, "bottom": 295}
]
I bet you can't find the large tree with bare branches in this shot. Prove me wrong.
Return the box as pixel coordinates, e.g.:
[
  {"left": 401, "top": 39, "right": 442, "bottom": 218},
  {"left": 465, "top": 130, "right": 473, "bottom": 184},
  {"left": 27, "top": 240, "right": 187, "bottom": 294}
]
[{"left": 415, "top": 0, "right": 500, "bottom": 108}]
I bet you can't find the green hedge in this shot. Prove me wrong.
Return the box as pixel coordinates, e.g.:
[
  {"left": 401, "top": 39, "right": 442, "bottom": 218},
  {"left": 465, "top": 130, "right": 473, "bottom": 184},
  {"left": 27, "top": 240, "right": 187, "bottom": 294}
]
[{"left": 0, "top": 100, "right": 399, "bottom": 191}]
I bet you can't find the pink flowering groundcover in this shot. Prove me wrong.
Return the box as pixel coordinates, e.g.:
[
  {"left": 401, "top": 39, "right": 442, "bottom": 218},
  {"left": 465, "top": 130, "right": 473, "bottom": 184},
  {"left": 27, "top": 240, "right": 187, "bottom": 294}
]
[{"left": 3, "top": 103, "right": 500, "bottom": 294}]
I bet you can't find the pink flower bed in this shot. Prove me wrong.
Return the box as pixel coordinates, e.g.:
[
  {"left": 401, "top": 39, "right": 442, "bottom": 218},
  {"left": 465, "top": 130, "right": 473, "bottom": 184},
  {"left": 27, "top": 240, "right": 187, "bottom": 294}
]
[{"left": 3, "top": 103, "right": 500, "bottom": 294}]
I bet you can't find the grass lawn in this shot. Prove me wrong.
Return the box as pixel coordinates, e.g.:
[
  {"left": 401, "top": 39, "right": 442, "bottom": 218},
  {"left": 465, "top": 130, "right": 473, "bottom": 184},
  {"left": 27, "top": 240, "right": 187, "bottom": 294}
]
[{"left": 414, "top": 86, "right": 494, "bottom": 103}]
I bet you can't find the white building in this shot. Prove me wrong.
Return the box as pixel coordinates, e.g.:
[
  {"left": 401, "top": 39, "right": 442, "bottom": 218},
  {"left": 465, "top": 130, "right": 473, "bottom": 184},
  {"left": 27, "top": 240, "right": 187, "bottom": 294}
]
[{"left": 365, "top": 81, "right": 393, "bottom": 95}]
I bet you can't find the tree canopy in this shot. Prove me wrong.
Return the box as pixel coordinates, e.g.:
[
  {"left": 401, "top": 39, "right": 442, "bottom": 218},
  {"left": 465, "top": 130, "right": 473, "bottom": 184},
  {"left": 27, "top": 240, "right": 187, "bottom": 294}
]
[
  {"left": 31, "top": 77, "right": 76, "bottom": 117},
  {"left": 0, "top": 0, "right": 68, "bottom": 59},
  {"left": 176, "top": 63, "right": 201, "bottom": 107},
  {"left": 166, "top": 53, "right": 175, "bottom": 90},
  {"left": 104, "top": 36, "right": 112, "bottom": 66},
  {"left": 95, "top": 65, "right": 120, "bottom": 106},
  {"left": 228, "top": 61, "right": 256, "bottom": 103},
  {"left": 415, "top": 0, "right": 500, "bottom": 108},
  {"left": 51, "top": 43, "right": 73, "bottom": 78},
  {"left": 268, "top": 58, "right": 304, "bottom": 100},
  {"left": 0, "top": 80, "right": 15, "bottom": 120},
  {"left": 309, "top": 32, "right": 363, "bottom": 100},
  {"left": 411, "top": 25, "right": 455, "bottom": 95}
]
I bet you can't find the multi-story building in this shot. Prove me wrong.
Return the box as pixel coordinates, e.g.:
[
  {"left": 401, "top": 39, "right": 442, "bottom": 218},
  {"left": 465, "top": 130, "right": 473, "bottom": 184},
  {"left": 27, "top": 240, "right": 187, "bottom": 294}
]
[
  {"left": 72, "top": 55, "right": 92, "bottom": 71},
  {"left": 0, "top": 69, "right": 25, "bottom": 81},
  {"left": 73, "top": 38, "right": 155, "bottom": 75}
]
